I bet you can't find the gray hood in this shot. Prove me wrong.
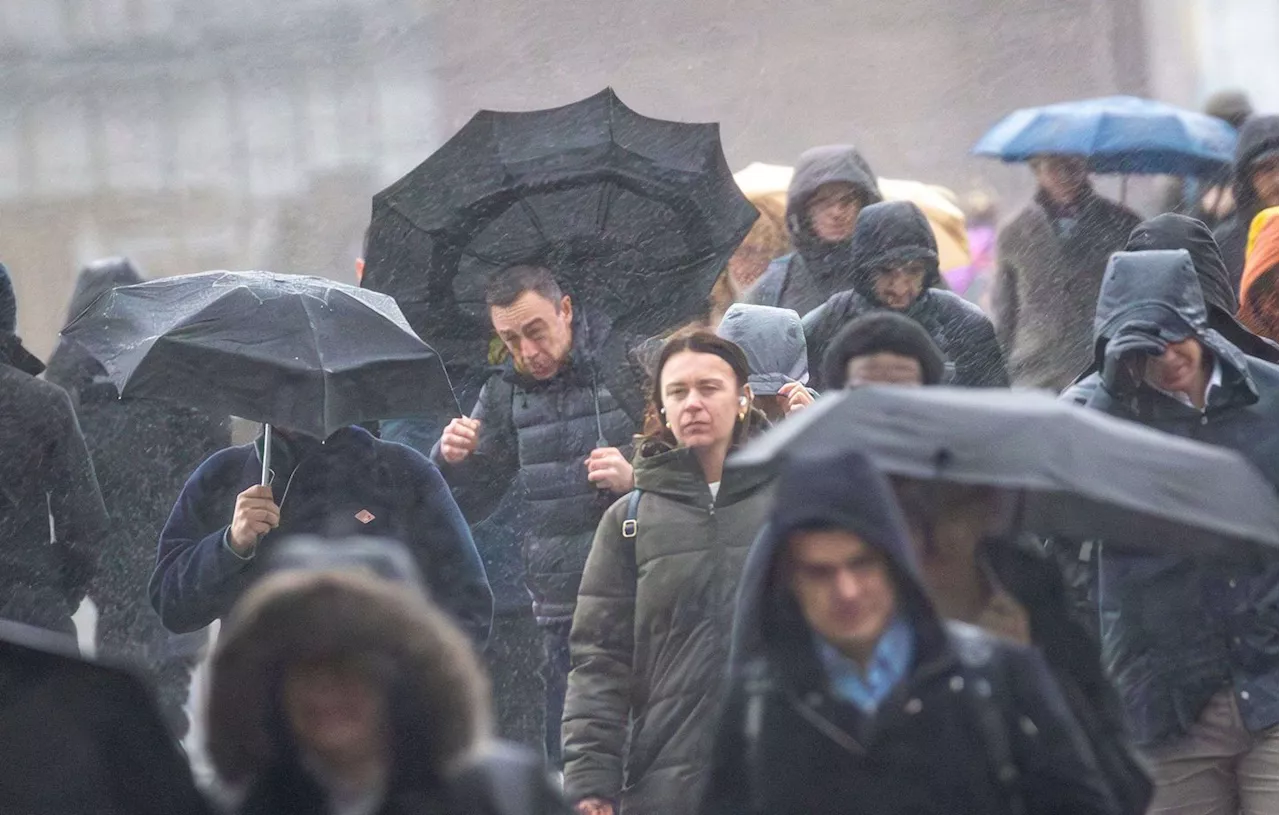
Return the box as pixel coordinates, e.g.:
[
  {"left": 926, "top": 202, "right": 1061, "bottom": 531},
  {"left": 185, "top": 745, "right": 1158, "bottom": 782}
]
[
  {"left": 786, "top": 145, "right": 883, "bottom": 257},
  {"left": 1093, "top": 249, "right": 1245, "bottom": 374},
  {"left": 716, "top": 303, "right": 808, "bottom": 395}
]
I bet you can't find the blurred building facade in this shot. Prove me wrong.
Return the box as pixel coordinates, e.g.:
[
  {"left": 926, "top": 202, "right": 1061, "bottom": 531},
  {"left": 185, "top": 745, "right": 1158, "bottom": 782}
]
[{"left": 1, "top": 0, "right": 1271, "bottom": 357}]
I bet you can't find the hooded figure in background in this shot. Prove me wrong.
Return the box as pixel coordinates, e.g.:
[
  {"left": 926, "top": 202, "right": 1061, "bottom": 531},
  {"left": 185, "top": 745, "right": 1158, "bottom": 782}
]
[
  {"left": 1062, "top": 214, "right": 1277, "bottom": 405},
  {"left": 707, "top": 449, "right": 1119, "bottom": 815},
  {"left": 715, "top": 303, "right": 815, "bottom": 419},
  {"left": 1078, "top": 249, "right": 1277, "bottom": 815},
  {"left": 801, "top": 201, "right": 1008, "bottom": 390},
  {"left": 743, "top": 145, "right": 883, "bottom": 317},
  {"left": 0, "top": 261, "right": 108, "bottom": 636},
  {"left": 44, "top": 258, "right": 232, "bottom": 738},
  {"left": 1214, "top": 115, "right": 1280, "bottom": 290}
]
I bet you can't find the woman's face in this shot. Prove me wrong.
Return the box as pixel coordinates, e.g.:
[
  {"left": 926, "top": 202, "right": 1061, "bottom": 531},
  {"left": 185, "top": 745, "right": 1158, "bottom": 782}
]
[
  {"left": 283, "top": 658, "right": 388, "bottom": 766},
  {"left": 660, "top": 350, "right": 746, "bottom": 451}
]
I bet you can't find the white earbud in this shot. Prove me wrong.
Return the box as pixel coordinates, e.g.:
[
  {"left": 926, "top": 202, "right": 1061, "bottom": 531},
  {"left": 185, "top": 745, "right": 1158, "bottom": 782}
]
[{"left": 739, "top": 396, "right": 748, "bottom": 406}]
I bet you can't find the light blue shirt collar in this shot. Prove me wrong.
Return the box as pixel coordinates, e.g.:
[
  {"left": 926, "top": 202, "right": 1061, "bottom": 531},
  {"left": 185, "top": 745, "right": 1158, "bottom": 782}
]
[{"left": 815, "top": 614, "right": 915, "bottom": 715}]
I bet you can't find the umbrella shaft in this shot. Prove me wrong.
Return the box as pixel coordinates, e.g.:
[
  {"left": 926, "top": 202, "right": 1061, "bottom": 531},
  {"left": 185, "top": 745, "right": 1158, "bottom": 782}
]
[{"left": 262, "top": 424, "right": 273, "bottom": 486}]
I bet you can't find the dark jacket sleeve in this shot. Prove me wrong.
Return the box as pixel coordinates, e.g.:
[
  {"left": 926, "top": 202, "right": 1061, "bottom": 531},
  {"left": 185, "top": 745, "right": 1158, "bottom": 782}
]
[
  {"left": 433, "top": 376, "right": 520, "bottom": 525},
  {"left": 45, "top": 385, "right": 109, "bottom": 605},
  {"left": 148, "top": 451, "right": 257, "bottom": 633},
  {"left": 401, "top": 450, "right": 494, "bottom": 646},
  {"left": 1005, "top": 645, "right": 1122, "bottom": 815},
  {"left": 801, "top": 297, "right": 845, "bottom": 392},
  {"left": 951, "top": 310, "right": 1010, "bottom": 387},
  {"left": 561, "top": 499, "right": 637, "bottom": 807}
]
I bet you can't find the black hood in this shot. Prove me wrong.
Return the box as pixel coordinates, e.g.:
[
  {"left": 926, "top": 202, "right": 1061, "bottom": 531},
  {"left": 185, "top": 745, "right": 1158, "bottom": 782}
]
[
  {"left": 0, "top": 332, "right": 44, "bottom": 377},
  {"left": 63, "top": 257, "right": 144, "bottom": 326},
  {"left": 848, "top": 201, "right": 941, "bottom": 305},
  {"left": 1124, "top": 213, "right": 1277, "bottom": 363},
  {"left": 1093, "top": 249, "right": 1245, "bottom": 375},
  {"left": 730, "top": 447, "right": 941, "bottom": 675},
  {"left": 1231, "top": 115, "right": 1279, "bottom": 220},
  {"left": 786, "top": 145, "right": 883, "bottom": 258}
]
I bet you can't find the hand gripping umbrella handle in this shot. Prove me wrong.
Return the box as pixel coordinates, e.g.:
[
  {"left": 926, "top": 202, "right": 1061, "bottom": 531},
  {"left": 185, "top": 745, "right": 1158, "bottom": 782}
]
[{"left": 261, "top": 424, "right": 273, "bottom": 486}]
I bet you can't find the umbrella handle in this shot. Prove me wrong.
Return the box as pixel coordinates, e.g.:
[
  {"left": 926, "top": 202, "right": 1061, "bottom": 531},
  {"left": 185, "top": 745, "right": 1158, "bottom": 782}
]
[{"left": 261, "top": 424, "right": 273, "bottom": 486}]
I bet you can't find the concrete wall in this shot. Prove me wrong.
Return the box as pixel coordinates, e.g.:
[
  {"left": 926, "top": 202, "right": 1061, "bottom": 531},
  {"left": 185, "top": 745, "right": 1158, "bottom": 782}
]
[{"left": 0, "top": 0, "right": 1182, "bottom": 359}]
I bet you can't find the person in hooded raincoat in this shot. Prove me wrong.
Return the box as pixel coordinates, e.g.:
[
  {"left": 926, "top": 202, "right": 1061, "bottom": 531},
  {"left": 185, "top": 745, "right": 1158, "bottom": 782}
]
[
  {"left": 801, "top": 201, "right": 1008, "bottom": 391},
  {"left": 562, "top": 330, "right": 773, "bottom": 815},
  {"left": 206, "top": 559, "right": 569, "bottom": 815},
  {"left": 743, "top": 145, "right": 883, "bottom": 317},
  {"left": 1213, "top": 115, "right": 1279, "bottom": 291},
  {"left": 44, "top": 257, "right": 231, "bottom": 738},
  {"left": 1078, "top": 249, "right": 1278, "bottom": 815},
  {"left": 714, "top": 303, "right": 815, "bottom": 420},
  {"left": 1062, "top": 213, "right": 1278, "bottom": 405},
  {"left": 0, "top": 261, "right": 108, "bottom": 636},
  {"left": 1239, "top": 208, "right": 1278, "bottom": 342},
  {"left": 705, "top": 448, "right": 1120, "bottom": 815},
  {"left": 991, "top": 155, "right": 1141, "bottom": 391}
]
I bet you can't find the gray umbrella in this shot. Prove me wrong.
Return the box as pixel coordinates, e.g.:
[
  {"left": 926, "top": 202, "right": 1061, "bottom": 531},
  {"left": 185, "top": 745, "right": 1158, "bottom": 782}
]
[{"left": 731, "top": 386, "right": 1277, "bottom": 557}]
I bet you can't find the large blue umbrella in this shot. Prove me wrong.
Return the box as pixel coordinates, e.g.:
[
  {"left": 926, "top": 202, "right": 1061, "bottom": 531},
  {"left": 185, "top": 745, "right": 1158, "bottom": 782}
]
[{"left": 973, "top": 95, "right": 1238, "bottom": 176}]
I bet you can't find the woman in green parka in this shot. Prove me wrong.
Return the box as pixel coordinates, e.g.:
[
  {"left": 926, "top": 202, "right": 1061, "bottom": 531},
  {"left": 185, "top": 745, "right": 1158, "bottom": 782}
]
[{"left": 562, "top": 330, "right": 776, "bottom": 815}]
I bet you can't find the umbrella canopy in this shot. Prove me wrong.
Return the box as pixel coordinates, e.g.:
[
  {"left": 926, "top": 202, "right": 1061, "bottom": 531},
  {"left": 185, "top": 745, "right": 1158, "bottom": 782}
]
[
  {"left": 731, "top": 386, "right": 1277, "bottom": 558},
  {"left": 0, "top": 621, "right": 212, "bottom": 815},
  {"left": 364, "top": 87, "right": 758, "bottom": 341},
  {"left": 60, "top": 271, "right": 457, "bottom": 440},
  {"left": 732, "top": 162, "right": 972, "bottom": 271},
  {"left": 973, "top": 95, "right": 1238, "bottom": 176}
]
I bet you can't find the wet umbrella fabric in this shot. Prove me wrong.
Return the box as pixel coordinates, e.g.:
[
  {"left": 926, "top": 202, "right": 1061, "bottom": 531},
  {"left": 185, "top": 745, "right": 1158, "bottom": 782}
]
[
  {"left": 363, "top": 87, "right": 758, "bottom": 339},
  {"left": 731, "top": 386, "right": 1277, "bottom": 557},
  {"left": 59, "top": 271, "right": 457, "bottom": 441},
  {"left": 0, "top": 621, "right": 211, "bottom": 815},
  {"left": 973, "top": 95, "right": 1238, "bottom": 177}
]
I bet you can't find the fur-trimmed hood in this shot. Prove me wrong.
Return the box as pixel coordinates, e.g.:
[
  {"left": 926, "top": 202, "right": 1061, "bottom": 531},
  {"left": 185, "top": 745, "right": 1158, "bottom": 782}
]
[{"left": 207, "top": 569, "right": 490, "bottom": 789}]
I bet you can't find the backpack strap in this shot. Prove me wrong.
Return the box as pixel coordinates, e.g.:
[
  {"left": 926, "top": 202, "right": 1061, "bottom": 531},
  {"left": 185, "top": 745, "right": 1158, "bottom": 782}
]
[{"left": 621, "top": 489, "right": 644, "bottom": 539}]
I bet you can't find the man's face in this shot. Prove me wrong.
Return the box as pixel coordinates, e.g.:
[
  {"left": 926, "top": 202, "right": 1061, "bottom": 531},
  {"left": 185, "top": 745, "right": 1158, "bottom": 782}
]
[
  {"left": 872, "top": 260, "right": 929, "bottom": 310},
  {"left": 1251, "top": 154, "right": 1279, "bottom": 209},
  {"left": 805, "top": 182, "right": 863, "bottom": 243},
  {"left": 283, "top": 658, "right": 388, "bottom": 768},
  {"left": 1142, "top": 337, "right": 1206, "bottom": 397},
  {"left": 490, "top": 291, "right": 574, "bottom": 381},
  {"left": 845, "top": 352, "right": 925, "bottom": 388},
  {"left": 786, "top": 529, "right": 898, "bottom": 661},
  {"left": 1030, "top": 156, "right": 1091, "bottom": 206}
]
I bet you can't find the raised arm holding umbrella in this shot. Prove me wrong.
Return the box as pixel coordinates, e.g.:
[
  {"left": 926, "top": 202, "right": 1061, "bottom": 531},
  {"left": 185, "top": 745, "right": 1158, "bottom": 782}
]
[{"left": 59, "top": 271, "right": 494, "bottom": 645}]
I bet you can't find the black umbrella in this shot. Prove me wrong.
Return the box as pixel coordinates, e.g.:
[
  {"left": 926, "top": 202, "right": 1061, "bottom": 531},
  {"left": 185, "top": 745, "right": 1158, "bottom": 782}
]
[
  {"left": 0, "top": 621, "right": 212, "bottom": 815},
  {"left": 731, "top": 386, "right": 1277, "bottom": 557},
  {"left": 363, "top": 87, "right": 758, "bottom": 341},
  {"left": 60, "top": 272, "right": 458, "bottom": 479}
]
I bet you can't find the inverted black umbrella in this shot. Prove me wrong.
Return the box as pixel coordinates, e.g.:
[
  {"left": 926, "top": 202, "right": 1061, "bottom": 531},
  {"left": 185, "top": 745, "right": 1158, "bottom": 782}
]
[
  {"left": 363, "top": 87, "right": 758, "bottom": 341},
  {"left": 60, "top": 272, "right": 457, "bottom": 481},
  {"left": 731, "top": 386, "right": 1277, "bottom": 557}
]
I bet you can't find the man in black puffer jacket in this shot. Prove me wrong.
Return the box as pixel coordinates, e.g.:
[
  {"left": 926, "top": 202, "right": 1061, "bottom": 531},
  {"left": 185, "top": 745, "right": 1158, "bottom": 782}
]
[
  {"left": 803, "top": 201, "right": 1009, "bottom": 390},
  {"left": 435, "top": 265, "right": 646, "bottom": 768}
]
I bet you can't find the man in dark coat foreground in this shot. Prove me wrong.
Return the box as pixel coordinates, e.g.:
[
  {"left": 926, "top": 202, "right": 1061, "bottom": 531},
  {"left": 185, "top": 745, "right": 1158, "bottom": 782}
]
[
  {"left": 1076, "top": 249, "right": 1278, "bottom": 815},
  {"left": 803, "top": 201, "right": 1008, "bottom": 390},
  {"left": 744, "top": 144, "right": 883, "bottom": 316},
  {"left": 149, "top": 424, "right": 493, "bottom": 645},
  {"left": 705, "top": 448, "right": 1119, "bottom": 815},
  {"left": 0, "top": 262, "right": 108, "bottom": 635}
]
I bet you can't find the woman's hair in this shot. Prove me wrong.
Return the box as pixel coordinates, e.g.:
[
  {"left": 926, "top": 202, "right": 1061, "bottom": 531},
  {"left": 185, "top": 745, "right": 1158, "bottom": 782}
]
[{"left": 640, "top": 328, "right": 753, "bottom": 448}]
